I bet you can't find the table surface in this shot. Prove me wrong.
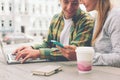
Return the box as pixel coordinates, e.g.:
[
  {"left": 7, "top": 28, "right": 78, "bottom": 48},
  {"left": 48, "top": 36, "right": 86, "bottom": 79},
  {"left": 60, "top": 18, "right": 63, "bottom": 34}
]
[{"left": 0, "top": 44, "right": 120, "bottom": 80}]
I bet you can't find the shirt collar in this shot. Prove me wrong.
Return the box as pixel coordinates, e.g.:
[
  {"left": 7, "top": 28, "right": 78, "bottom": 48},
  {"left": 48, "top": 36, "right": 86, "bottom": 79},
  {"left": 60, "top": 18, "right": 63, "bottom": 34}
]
[{"left": 59, "top": 8, "right": 82, "bottom": 24}]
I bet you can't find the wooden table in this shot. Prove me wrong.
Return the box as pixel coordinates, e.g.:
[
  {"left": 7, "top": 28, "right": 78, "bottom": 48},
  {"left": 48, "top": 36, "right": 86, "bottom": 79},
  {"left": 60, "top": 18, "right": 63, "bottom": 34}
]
[{"left": 0, "top": 44, "right": 120, "bottom": 80}]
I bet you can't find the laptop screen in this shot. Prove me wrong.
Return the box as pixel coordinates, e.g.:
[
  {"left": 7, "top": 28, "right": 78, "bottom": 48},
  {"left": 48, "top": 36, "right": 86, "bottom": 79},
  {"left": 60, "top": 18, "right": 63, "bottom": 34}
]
[{"left": 0, "top": 40, "right": 7, "bottom": 63}]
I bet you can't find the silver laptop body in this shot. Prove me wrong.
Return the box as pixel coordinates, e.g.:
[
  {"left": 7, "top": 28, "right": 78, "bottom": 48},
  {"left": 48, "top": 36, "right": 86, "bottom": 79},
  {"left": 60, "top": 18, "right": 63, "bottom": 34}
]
[{"left": 0, "top": 40, "right": 48, "bottom": 64}]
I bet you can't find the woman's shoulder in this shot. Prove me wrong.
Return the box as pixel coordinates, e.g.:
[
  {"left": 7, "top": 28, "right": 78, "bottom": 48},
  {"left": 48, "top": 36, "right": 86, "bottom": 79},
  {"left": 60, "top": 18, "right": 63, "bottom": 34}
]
[
  {"left": 106, "top": 7, "right": 120, "bottom": 32},
  {"left": 109, "top": 7, "right": 120, "bottom": 17}
]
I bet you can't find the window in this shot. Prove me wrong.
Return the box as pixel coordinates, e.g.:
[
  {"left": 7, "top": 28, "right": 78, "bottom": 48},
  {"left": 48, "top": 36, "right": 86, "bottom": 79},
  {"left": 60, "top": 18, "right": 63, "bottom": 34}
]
[
  {"left": 21, "top": 26, "right": 25, "bottom": 33},
  {"left": 25, "top": 7, "right": 27, "bottom": 13},
  {"left": 9, "top": 20, "right": 12, "bottom": 27},
  {"left": 1, "top": 20, "right": 4, "bottom": 27},
  {"left": 9, "top": 3, "right": 12, "bottom": 11},
  {"left": 1, "top": 3, "right": 4, "bottom": 11},
  {"left": 25, "top": 3, "right": 28, "bottom": 14}
]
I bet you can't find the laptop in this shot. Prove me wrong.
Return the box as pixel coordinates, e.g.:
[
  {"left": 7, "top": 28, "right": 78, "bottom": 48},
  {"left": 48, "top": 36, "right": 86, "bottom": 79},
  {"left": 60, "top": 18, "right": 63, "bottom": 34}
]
[{"left": 0, "top": 40, "right": 48, "bottom": 64}]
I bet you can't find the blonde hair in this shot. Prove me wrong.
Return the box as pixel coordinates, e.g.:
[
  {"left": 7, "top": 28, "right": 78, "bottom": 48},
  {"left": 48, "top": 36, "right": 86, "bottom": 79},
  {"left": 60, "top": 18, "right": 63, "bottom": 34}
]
[{"left": 92, "top": 0, "right": 111, "bottom": 45}]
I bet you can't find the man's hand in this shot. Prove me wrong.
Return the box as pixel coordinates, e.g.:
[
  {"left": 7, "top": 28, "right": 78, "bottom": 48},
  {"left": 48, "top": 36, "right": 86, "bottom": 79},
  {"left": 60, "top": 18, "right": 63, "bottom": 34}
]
[
  {"left": 13, "top": 46, "right": 40, "bottom": 63},
  {"left": 57, "top": 45, "right": 77, "bottom": 60},
  {"left": 13, "top": 46, "right": 33, "bottom": 54}
]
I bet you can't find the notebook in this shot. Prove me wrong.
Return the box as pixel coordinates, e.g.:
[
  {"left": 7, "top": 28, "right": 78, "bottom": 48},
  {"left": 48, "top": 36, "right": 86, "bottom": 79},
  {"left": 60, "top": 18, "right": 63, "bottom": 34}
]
[{"left": 0, "top": 40, "right": 48, "bottom": 64}]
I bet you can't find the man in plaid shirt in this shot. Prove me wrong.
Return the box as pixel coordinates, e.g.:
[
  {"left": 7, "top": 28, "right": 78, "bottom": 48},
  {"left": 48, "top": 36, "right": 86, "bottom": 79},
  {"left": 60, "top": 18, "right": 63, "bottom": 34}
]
[{"left": 14, "top": 0, "right": 94, "bottom": 63}]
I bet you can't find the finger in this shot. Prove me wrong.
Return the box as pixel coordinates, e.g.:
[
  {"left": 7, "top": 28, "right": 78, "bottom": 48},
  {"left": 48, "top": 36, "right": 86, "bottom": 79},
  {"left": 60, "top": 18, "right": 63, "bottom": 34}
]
[
  {"left": 18, "top": 47, "right": 26, "bottom": 52},
  {"left": 14, "top": 47, "right": 22, "bottom": 53},
  {"left": 64, "top": 45, "right": 70, "bottom": 48},
  {"left": 21, "top": 55, "right": 30, "bottom": 64},
  {"left": 61, "top": 48, "right": 66, "bottom": 52},
  {"left": 13, "top": 49, "right": 19, "bottom": 54},
  {"left": 15, "top": 53, "right": 22, "bottom": 61},
  {"left": 64, "top": 45, "right": 76, "bottom": 50},
  {"left": 61, "top": 50, "right": 72, "bottom": 60},
  {"left": 15, "top": 51, "right": 25, "bottom": 61},
  {"left": 56, "top": 45, "right": 62, "bottom": 50},
  {"left": 70, "top": 45, "right": 76, "bottom": 49},
  {"left": 13, "top": 46, "right": 26, "bottom": 54},
  {"left": 60, "top": 48, "right": 68, "bottom": 55},
  {"left": 61, "top": 52, "right": 70, "bottom": 60}
]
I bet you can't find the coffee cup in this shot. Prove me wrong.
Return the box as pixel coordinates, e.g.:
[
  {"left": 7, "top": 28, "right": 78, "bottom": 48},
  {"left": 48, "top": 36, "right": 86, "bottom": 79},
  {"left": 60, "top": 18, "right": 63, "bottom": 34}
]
[{"left": 75, "top": 47, "right": 94, "bottom": 73}]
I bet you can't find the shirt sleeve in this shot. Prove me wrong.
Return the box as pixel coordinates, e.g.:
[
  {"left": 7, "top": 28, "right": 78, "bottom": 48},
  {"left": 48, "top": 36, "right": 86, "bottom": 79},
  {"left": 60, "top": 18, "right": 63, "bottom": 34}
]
[
  {"left": 32, "top": 13, "right": 94, "bottom": 60},
  {"left": 70, "top": 15, "right": 94, "bottom": 46},
  {"left": 93, "top": 13, "right": 120, "bottom": 67},
  {"left": 31, "top": 14, "right": 67, "bottom": 60}
]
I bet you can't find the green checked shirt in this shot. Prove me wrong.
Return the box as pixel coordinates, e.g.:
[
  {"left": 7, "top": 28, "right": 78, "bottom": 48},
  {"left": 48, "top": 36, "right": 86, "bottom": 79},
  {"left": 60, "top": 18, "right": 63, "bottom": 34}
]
[{"left": 32, "top": 9, "right": 94, "bottom": 60}]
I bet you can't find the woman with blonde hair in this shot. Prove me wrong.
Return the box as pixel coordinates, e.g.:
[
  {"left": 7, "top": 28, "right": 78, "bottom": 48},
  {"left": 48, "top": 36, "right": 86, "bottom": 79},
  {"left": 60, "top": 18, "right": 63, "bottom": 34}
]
[{"left": 58, "top": 0, "right": 120, "bottom": 67}]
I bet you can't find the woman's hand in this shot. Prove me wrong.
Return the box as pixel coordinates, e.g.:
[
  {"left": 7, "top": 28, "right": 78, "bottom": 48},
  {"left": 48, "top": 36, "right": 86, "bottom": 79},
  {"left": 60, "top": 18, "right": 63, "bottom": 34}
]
[{"left": 57, "top": 45, "right": 77, "bottom": 60}]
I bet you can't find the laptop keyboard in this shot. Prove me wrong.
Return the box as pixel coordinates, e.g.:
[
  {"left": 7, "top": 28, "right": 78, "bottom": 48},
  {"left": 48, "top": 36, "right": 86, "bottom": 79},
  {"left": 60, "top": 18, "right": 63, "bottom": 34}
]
[
  {"left": 10, "top": 54, "right": 16, "bottom": 60},
  {"left": 9, "top": 53, "right": 43, "bottom": 61},
  {"left": 7, "top": 53, "right": 47, "bottom": 63}
]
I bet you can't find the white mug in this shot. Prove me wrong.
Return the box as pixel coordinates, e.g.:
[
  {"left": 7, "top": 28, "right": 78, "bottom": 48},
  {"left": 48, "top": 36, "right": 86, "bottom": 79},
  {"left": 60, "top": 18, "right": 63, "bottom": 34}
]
[{"left": 75, "top": 47, "right": 94, "bottom": 73}]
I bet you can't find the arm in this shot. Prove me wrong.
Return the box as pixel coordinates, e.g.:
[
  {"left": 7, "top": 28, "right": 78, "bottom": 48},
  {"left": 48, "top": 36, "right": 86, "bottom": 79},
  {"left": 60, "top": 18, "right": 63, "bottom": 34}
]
[
  {"left": 93, "top": 13, "right": 120, "bottom": 67},
  {"left": 32, "top": 14, "right": 67, "bottom": 60},
  {"left": 15, "top": 13, "right": 68, "bottom": 62},
  {"left": 70, "top": 13, "right": 94, "bottom": 46},
  {"left": 56, "top": 12, "right": 94, "bottom": 61}
]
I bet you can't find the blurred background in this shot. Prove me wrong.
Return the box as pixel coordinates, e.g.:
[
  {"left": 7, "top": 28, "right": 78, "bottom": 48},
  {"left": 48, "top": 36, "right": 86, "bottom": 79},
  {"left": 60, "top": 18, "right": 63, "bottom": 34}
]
[{"left": 0, "top": 0, "right": 120, "bottom": 45}]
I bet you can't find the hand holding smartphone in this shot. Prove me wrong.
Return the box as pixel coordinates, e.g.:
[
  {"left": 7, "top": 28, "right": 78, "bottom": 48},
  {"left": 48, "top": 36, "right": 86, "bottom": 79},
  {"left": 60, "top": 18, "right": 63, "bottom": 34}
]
[{"left": 51, "top": 40, "right": 64, "bottom": 48}]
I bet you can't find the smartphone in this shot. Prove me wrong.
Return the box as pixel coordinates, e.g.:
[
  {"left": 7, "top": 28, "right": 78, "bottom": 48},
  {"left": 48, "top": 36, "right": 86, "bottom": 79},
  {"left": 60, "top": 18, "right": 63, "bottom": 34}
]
[
  {"left": 32, "top": 65, "right": 62, "bottom": 76},
  {"left": 51, "top": 40, "right": 64, "bottom": 48}
]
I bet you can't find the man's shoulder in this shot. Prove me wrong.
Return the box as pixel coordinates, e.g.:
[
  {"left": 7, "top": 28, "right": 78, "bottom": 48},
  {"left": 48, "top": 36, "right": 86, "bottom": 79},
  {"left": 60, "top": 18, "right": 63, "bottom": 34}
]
[
  {"left": 52, "top": 13, "right": 62, "bottom": 19},
  {"left": 50, "top": 13, "right": 63, "bottom": 24},
  {"left": 74, "top": 9, "right": 94, "bottom": 27},
  {"left": 80, "top": 10, "right": 93, "bottom": 19},
  {"left": 76, "top": 9, "right": 94, "bottom": 21}
]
